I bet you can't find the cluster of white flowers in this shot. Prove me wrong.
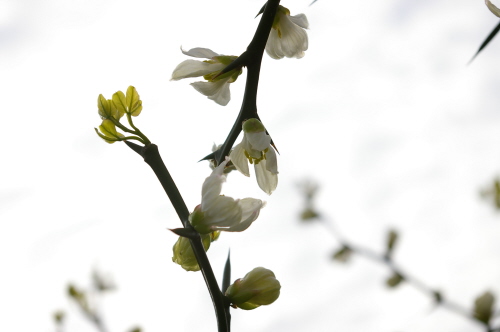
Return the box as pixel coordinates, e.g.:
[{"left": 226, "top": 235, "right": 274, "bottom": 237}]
[
  {"left": 172, "top": 6, "right": 308, "bottom": 105},
  {"left": 170, "top": 5, "right": 309, "bottom": 312}
]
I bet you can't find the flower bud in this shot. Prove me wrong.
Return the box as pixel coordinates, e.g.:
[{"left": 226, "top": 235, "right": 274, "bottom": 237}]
[
  {"left": 225, "top": 267, "right": 281, "bottom": 310},
  {"left": 172, "top": 231, "right": 219, "bottom": 272}
]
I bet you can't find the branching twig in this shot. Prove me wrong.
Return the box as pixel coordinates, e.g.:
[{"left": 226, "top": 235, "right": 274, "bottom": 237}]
[{"left": 316, "top": 215, "right": 497, "bottom": 331}]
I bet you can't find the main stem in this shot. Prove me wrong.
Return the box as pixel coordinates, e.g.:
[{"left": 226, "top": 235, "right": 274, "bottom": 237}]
[
  {"left": 214, "top": 0, "right": 280, "bottom": 166},
  {"left": 130, "top": 143, "right": 229, "bottom": 331}
]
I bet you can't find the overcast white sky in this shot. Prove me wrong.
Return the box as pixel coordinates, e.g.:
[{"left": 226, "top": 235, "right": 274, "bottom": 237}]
[{"left": 2, "top": 0, "right": 500, "bottom": 331}]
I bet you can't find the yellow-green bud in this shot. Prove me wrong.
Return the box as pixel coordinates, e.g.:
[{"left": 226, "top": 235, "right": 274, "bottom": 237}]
[
  {"left": 172, "top": 230, "right": 220, "bottom": 272},
  {"left": 242, "top": 118, "right": 266, "bottom": 134},
  {"left": 225, "top": 267, "right": 281, "bottom": 310}
]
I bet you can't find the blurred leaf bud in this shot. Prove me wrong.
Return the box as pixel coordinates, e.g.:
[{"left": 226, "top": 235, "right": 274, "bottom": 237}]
[
  {"left": 67, "top": 284, "right": 91, "bottom": 312},
  {"left": 384, "top": 229, "right": 398, "bottom": 260},
  {"left": 480, "top": 178, "right": 500, "bottom": 210},
  {"left": 92, "top": 269, "right": 115, "bottom": 292},
  {"left": 332, "top": 245, "right": 352, "bottom": 263},
  {"left": 473, "top": 291, "right": 495, "bottom": 325},
  {"left": 128, "top": 327, "right": 142, "bottom": 332},
  {"left": 172, "top": 231, "right": 220, "bottom": 271},
  {"left": 53, "top": 310, "right": 65, "bottom": 325},
  {"left": 433, "top": 290, "right": 443, "bottom": 304},
  {"left": 300, "top": 208, "right": 319, "bottom": 221},
  {"left": 225, "top": 267, "right": 281, "bottom": 310},
  {"left": 297, "top": 179, "right": 320, "bottom": 222},
  {"left": 386, "top": 272, "right": 404, "bottom": 288}
]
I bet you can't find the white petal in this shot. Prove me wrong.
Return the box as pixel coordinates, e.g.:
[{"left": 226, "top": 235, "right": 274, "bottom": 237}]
[
  {"left": 181, "top": 47, "right": 220, "bottom": 59},
  {"left": 278, "top": 15, "right": 308, "bottom": 58},
  {"left": 230, "top": 143, "right": 250, "bottom": 177},
  {"left": 227, "top": 198, "right": 262, "bottom": 232},
  {"left": 265, "top": 147, "right": 278, "bottom": 174},
  {"left": 265, "top": 29, "right": 284, "bottom": 59},
  {"left": 205, "top": 195, "right": 241, "bottom": 228},
  {"left": 191, "top": 78, "right": 231, "bottom": 106},
  {"left": 487, "top": 0, "right": 500, "bottom": 17},
  {"left": 239, "top": 198, "right": 264, "bottom": 223},
  {"left": 289, "top": 13, "right": 309, "bottom": 29},
  {"left": 246, "top": 132, "right": 271, "bottom": 151},
  {"left": 201, "top": 159, "right": 229, "bottom": 211},
  {"left": 255, "top": 160, "right": 278, "bottom": 195},
  {"left": 171, "top": 60, "right": 225, "bottom": 81}
]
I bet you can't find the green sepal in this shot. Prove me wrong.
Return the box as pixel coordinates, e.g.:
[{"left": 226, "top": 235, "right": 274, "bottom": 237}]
[{"left": 242, "top": 118, "right": 265, "bottom": 133}]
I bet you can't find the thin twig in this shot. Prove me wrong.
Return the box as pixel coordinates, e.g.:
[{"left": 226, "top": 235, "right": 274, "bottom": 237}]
[{"left": 317, "top": 215, "right": 494, "bottom": 329}]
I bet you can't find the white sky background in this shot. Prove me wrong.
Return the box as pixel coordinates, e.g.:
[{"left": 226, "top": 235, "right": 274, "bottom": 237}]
[{"left": 1, "top": 0, "right": 500, "bottom": 331}]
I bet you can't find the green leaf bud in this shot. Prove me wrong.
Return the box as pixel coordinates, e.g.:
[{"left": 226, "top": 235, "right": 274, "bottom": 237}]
[
  {"left": 473, "top": 291, "right": 495, "bottom": 324},
  {"left": 332, "top": 245, "right": 352, "bottom": 263},
  {"left": 225, "top": 267, "right": 281, "bottom": 310},
  {"left": 386, "top": 272, "right": 404, "bottom": 288}
]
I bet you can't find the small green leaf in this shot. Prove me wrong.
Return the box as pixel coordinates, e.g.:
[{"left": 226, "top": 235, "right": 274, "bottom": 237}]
[
  {"left": 126, "top": 86, "right": 142, "bottom": 116},
  {"left": 112, "top": 91, "right": 127, "bottom": 118},
  {"left": 473, "top": 291, "right": 495, "bottom": 325},
  {"left": 98, "top": 94, "right": 122, "bottom": 120},
  {"left": 98, "top": 119, "right": 124, "bottom": 143},
  {"left": 97, "top": 94, "right": 108, "bottom": 119}
]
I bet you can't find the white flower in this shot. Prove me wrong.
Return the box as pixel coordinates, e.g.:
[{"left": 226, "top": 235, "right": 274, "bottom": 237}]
[
  {"left": 230, "top": 119, "right": 278, "bottom": 195},
  {"left": 190, "top": 158, "right": 265, "bottom": 234},
  {"left": 486, "top": 0, "right": 500, "bottom": 17},
  {"left": 171, "top": 47, "right": 242, "bottom": 106},
  {"left": 265, "top": 6, "right": 309, "bottom": 60}
]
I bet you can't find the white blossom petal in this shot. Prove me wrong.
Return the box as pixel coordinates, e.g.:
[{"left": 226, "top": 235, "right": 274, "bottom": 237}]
[
  {"left": 277, "top": 14, "right": 308, "bottom": 59},
  {"left": 171, "top": 60, "right": 225, "bottom": 81},
  {"left": 181, "top": 47, "right": 220, "bottom": 59},
  {"left": 191, "top": 77, "right": 231, "bottom": 106},
  {"left": 265, "top": 30, "right": 285, "bottom": 60},
  {"left": 205, "top": 196, "right": 242, "bottom": 228},
  {"left": 265, "top": 147, "right": 278, "bottom": 174},
  {"left": 239, "top": 198, "right": 264, "bottom": 223},
  {"left": 289, "top": 13, "right": 309, "bottom": 29},
  {"left": 265, "top": 11, "right": 308, "bottom": 59},
  {"left": 230, "top": 143, "right": 250, "bottom": 177},
  {"left": 201, "top": 159, "right": 228, "bottom": 211},
  {"left": 486, "top": 0, "right": 500, "bottom": 17},
  {"left": 227, "top": 198, "right": 264, "bottom": 232},
  {"left": 246, "top": 132, "right": 271, "bottom": 151},
  {"left": 255, "top": 160, "right": 278, "bottom": 195}
]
